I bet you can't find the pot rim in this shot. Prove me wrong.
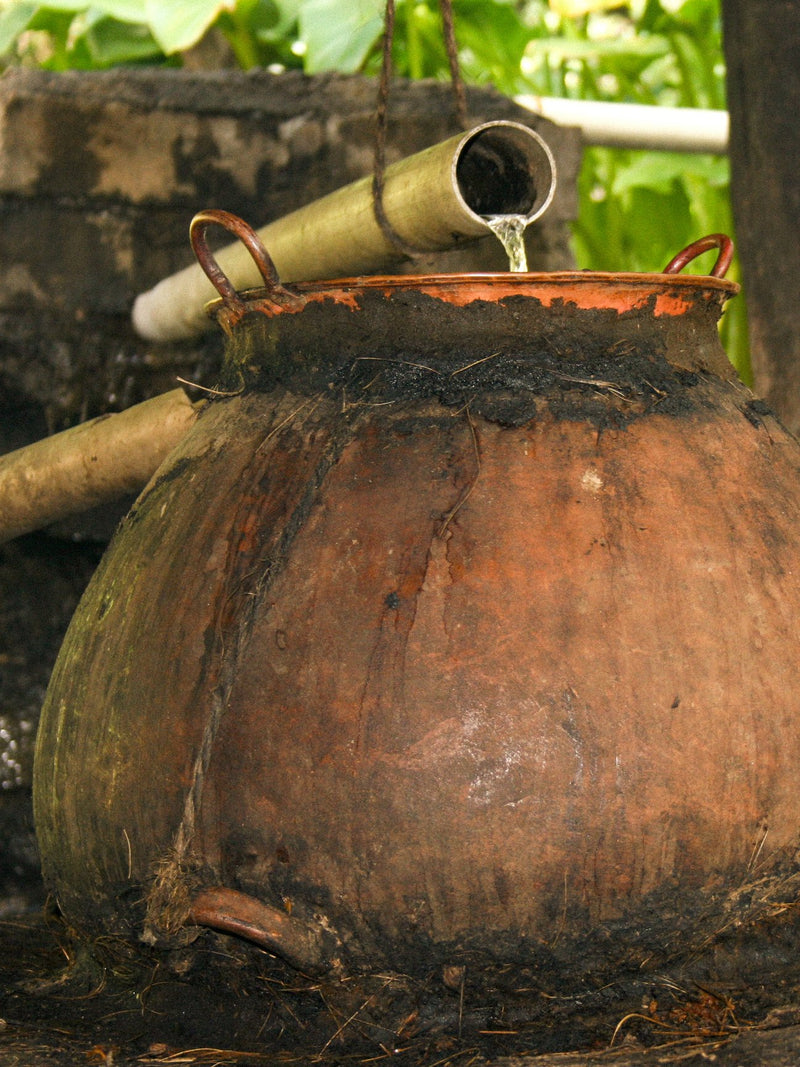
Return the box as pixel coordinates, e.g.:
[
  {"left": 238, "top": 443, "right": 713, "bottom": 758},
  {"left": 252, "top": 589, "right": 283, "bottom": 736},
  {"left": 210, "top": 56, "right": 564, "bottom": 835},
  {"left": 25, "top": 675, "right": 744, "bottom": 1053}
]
[
  {"left": 236, "top": 269, "right": 739, "bottom": 296},
  {"left": 205, "top": 269, "right": 740, "bottom": 324},
  {"left": 192, "top": 214, "right": 739, "bottom": 323}
]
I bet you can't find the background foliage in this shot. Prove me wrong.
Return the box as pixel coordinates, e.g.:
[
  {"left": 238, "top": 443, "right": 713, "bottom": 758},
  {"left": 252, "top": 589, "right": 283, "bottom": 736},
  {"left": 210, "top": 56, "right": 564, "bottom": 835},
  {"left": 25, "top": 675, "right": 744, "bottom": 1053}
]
[{"left": 0, "top": 0, "right": 747, "bottom": 377}]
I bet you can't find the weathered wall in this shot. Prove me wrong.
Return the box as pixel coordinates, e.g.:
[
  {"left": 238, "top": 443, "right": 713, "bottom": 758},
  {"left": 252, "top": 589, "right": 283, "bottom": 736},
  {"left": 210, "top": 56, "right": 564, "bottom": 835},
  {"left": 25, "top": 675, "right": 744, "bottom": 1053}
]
[
  {"left": 0, "top": 68, "right": 580, "bottom": 435},
  {"left": 0, "top": 67, "right": 581, "bottom": 911}
]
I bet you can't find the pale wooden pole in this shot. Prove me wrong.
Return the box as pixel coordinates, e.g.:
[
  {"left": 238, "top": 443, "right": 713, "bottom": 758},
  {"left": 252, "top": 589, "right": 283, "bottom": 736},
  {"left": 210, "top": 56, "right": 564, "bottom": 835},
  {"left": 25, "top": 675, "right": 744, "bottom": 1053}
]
[{"left": 0, "top": 389, "right": 199, "bottom": 544}]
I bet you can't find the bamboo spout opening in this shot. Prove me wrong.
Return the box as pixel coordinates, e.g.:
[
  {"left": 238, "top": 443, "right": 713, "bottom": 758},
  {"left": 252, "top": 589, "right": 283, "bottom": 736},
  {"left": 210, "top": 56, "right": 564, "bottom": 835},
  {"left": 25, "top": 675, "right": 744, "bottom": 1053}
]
[{"left": 455, "top": 122, "right": 556, "bottom": 223}]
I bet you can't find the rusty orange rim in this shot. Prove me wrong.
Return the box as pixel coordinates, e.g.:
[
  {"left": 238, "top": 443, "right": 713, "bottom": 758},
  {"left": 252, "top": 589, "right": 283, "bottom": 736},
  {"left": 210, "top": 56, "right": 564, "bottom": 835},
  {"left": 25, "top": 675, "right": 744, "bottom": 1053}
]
[{"left": 191, "top": 209, "right": 739, "bottom": 322}]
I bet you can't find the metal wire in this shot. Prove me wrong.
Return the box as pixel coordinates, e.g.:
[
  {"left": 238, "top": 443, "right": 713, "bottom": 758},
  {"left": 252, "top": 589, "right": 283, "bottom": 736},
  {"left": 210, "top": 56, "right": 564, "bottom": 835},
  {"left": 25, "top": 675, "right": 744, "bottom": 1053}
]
[{"left": 371, "top": 0, "right": 469, "bottom": 256}]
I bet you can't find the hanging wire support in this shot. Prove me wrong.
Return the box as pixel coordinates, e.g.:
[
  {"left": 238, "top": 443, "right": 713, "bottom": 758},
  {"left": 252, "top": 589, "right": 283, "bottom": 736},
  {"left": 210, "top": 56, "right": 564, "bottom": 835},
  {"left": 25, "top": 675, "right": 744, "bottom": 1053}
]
[
  {"left": 439, "top": 0, "right": 468, "bottom": 129},
  {"left": 372, "top": 0, "right": 423, "bottom": 258}
]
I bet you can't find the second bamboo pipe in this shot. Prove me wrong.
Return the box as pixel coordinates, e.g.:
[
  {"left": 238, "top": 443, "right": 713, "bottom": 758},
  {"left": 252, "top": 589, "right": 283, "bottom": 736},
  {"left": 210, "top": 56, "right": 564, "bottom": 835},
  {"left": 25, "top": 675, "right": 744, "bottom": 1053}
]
[
  {"left": 132, "top": 120, "right": 557, "bottom": 342},
  {"left": 0, "top": 389, "right": 200, "bottom": 545}
]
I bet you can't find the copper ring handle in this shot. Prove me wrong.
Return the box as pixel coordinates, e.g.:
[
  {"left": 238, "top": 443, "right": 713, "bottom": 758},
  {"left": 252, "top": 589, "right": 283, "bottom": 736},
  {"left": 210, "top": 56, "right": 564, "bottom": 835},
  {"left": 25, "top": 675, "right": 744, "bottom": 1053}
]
[
  {"left": 188, "top": 886, "right": 340, "bottom": 975},
  {"left": 663, "top": 234, "right": 734, "bottom": 279},
  {"left": 190, "top": 208, "right": 297, "bottom": 310}
]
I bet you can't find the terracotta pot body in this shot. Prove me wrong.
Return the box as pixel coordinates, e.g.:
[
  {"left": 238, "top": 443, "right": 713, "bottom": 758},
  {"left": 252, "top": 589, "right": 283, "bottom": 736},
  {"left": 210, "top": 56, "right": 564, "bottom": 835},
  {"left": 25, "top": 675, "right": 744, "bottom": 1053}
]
[{"left": 34, "top": 246, "right": 800, "bottom": 976}]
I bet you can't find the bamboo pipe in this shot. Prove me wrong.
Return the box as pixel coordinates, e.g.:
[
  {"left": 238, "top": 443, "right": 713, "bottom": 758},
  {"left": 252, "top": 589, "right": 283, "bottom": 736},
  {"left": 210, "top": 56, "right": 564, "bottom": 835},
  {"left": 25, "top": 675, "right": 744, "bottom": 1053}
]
[
  {"left": 0, "top": 123, "right": 555, "bottom": 543},
  {"left": 132, "top": 120, "right": 557, "bottom": 342},
  {"left": 0, "top": 388, "right": 199, "bottom": 545}
]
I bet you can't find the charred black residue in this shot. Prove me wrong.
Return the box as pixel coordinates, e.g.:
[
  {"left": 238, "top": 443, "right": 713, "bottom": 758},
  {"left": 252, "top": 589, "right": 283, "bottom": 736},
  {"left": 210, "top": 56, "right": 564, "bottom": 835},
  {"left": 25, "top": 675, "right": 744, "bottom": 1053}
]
[
  {"left": 218, "top": 288, "right": 733, "bottom": 430},
  {"left": 742, "top": 397, "right": 776, "bottom": 429}
]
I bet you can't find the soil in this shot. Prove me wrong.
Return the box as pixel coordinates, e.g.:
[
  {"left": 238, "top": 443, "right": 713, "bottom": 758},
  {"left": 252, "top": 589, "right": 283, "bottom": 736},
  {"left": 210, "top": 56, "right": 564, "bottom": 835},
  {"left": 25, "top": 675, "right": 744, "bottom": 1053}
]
[{"left": 4, "top": 905, "right": 800, "bottom": 1066}]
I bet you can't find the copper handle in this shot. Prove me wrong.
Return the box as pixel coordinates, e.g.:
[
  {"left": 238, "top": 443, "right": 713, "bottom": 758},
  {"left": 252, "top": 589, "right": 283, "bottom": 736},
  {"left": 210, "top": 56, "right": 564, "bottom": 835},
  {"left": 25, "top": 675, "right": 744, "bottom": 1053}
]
[
  {"left": 663, "top": 234, "right": 734, "bottom": 279},
  {"left": 189, "top": 208, "right": 298, "bottom": 311},
  {"left": 188, "top": 886, "right": 340, "bottom": 975}
]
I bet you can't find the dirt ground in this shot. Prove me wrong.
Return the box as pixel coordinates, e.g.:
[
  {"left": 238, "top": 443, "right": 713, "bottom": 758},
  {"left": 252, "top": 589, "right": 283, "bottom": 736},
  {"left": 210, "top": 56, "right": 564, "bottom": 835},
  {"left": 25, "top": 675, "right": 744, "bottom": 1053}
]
[{"left": 4, "top": 905, "right": 800, "bottom": 1067}]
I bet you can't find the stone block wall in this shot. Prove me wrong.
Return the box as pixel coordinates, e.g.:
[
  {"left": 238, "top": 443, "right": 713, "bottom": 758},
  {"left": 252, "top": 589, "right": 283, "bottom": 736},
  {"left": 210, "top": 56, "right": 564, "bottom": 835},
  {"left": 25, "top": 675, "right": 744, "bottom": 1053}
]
[{"left": 0, "top": 68, "right": 579, "bottom": 434}]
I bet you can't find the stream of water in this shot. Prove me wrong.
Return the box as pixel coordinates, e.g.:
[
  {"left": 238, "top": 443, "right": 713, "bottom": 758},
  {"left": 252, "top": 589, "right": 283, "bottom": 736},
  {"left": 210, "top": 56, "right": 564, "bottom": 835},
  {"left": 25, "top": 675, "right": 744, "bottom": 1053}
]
[{"left": 484, "top": 213, "right": 529, "bottom": 272}]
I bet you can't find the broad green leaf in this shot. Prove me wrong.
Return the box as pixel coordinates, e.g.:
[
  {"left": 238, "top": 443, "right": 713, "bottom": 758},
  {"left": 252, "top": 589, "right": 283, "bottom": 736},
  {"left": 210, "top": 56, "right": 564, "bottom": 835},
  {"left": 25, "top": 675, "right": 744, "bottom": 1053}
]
[
  {"left": 92, "top": 0, "right": 148, "bottom": 23},
  {"left": 0, "top": 1, "right": 36, "bottom": 54},
  {"left": 453, "top": 0, "right": 532, "bottom": 92},
  {"left": 272, "top": 0, "right": 301, "bottom": 25},
  {"left": 610, "top": 150, "right": 728, "bottom": 196},
  {"left": 667, "top": 0, "right": 720, "bottom": 32},
  {"left": 19, "top": 0, "right": 88, "bottom": 10},
  {"left": 298, "top": 0, "right": 383, "bottom": 73},
  {"left": 31, "top": 0, "right": 144, "bottom": 13},
  {"left": 144, "top": 0, "right": 233, "bottom": 54},
  {"left": 84, "top": 12, "right": 162, "bottom": 64},
  {"left": 626, "top": 186, "right": 693, "bottom": 267},
  {"left": 29, "top": 1, "right": 147, "bottom": 24},
  {"left": 252, "top": 0, "right": 301, "bottom": 42}
]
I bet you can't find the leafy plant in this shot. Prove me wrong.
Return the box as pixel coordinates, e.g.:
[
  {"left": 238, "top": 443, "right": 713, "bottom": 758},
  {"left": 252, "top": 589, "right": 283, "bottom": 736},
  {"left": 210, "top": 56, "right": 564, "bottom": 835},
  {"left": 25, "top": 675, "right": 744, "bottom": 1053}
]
[
  {"left": 0, "top": 0, "right": 748, "bottom": 377},
  {"left": 516, "top": 0, "right": 748, "bottom": 379}
]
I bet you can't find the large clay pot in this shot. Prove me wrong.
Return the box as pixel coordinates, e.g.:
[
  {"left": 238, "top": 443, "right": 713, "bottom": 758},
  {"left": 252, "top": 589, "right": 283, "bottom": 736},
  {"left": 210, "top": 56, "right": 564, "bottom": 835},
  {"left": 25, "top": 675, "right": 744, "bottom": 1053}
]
[{"left": 33, "top": 214, "right": 800, "bottom": 977}]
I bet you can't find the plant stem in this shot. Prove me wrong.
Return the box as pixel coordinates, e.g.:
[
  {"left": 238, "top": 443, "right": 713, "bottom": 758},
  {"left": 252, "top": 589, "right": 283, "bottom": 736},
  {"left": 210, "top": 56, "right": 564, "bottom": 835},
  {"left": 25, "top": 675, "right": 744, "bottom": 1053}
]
[
  {"left": 406, "top": 1, "right": 423, "bottom": 80},
  {"left": 219, "top": 11, "right": 261, "bottom": 70}
]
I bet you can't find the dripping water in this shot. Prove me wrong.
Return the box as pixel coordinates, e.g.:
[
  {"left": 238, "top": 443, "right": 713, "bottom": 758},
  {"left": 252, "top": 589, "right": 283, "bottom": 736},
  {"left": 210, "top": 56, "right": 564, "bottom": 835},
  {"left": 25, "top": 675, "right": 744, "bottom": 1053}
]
[{"left": 484, "top": 214, "right": 529, "bottom": 272}]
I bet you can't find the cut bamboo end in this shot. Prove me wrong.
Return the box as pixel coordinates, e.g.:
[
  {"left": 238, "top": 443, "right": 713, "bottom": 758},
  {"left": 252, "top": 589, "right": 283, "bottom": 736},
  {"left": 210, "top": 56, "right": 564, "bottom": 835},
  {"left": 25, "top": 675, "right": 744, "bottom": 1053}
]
[{"left": 0, "top": 388, "right": 199, "bottom": 545}]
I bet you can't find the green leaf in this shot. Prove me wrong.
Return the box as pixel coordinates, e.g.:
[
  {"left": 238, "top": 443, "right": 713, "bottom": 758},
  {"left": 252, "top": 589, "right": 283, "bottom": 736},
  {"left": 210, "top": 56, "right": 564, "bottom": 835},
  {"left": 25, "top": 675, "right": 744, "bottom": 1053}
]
[
  {"left": 251, "top": 0, "right": 301, "bottom": 42},
  {"left": 272, "top": 0, "right": 301, "bottom": 26},
  {"left": 144, "top": 0, "right": 233, "bottom": 54},
  {"left": 32, "top": 0, "right": 144, "bottom": 13},
  {"left": 20, "top": 0, "right": 87, "bottom": 11},
  {"left": 29, "top": 1, "right": 148, "bottom": 26},
  {"left": 83, "top": 12, "right": 162, "bottom": 64},
  {"left": 0, "top": 1, "right": 37, "bottom": 55},
  {"left": 451, "top": 0, "right": 532, "bottom": 93},
  {"left": 91, "top": 0, "right": 148, "bottom": 22},
  {"left": 610, "top": 151, "right": 728, "bottom": 197},
  {"left": 298, "top": 0, "right": 383, "bottom": 73}
]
